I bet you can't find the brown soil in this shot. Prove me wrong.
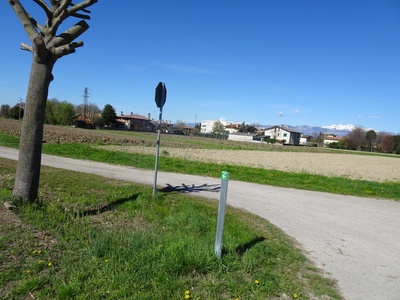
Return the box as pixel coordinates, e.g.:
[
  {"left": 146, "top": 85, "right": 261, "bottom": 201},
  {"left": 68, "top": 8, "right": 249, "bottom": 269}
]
[{"left": 0, "top": 118, "right": 157, "bottom": 146}]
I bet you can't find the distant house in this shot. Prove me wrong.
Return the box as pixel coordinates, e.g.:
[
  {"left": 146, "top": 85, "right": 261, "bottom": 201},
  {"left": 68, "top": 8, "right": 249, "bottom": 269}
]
[
  {"left": 117, "top": 112, "right": 156, "bottom": 131},
  {"left": 323, "top": 134, "right": 341, "bottom": 146},
  {"left": 74, "top": 113, "right": 101, "bottom": 128},
  {"left": 224, "top": 124, "right": 240, "bottom": 134},
  {"left": 263, "top": 125, "right": 301, "bottom": 145},
  {"left": 300, "top": 134, "right": 313, "bottom": 145}
]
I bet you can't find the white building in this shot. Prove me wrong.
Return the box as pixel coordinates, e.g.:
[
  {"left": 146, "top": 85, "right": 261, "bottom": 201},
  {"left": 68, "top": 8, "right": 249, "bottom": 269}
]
[
  {"left": 200, "top": 120, "right": 216, "bottom": 133},
  {"left": 263, "top": 125, "right": 301, "bottom": 145},
  {"left": 200, "top": 118, "right": 241, "bottom": 133}
]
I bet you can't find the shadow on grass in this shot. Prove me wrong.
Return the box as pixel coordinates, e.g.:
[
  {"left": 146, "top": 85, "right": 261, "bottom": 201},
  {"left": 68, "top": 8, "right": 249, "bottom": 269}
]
[
  {"left": 235, "top": 236, "right": 266, "bottom": 255},
  {"left": 78, "top": 194, "right": 140, "bottom": 217},
  {"left": 161, "top": 183, "right": 221, "bottom": 193}
]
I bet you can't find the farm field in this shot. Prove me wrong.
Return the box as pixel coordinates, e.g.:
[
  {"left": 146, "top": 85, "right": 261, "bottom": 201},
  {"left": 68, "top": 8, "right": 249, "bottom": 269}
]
[{"left": 1, "top": 118, "right": 399, "bottom": 183}]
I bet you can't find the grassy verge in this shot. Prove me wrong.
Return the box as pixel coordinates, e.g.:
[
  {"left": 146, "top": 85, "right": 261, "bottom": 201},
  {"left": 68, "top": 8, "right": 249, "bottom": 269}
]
[
  {"left": 0, "top": 133, "right": 399, "bottom": 200},
  {"left": 0, "top": 158, "right": 342, "bottom": 299}
]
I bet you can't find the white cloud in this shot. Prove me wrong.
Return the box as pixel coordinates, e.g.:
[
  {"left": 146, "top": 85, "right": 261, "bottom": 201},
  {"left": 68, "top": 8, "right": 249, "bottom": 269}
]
[
  {"left": 278, "top": 111, "right": 284, "bottom": 117},
  {"left": 293, "top": 109, "right": 300, "bottom": 114}
]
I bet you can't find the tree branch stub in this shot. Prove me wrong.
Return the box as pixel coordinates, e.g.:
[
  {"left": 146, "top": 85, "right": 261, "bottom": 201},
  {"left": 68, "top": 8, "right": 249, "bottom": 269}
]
[{"left": 49, "top": 20, "right": 89, "bottom": 48}]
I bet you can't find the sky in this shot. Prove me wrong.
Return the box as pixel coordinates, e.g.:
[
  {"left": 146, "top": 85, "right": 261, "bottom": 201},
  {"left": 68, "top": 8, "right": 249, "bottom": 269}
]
[{"left": 1, "top": 0, "right": 400, "bottom": 133}]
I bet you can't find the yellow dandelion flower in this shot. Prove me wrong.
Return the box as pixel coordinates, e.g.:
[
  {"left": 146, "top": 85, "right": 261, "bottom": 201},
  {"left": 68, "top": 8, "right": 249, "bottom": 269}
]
[
  {"left": 184, "top": 295, "right": 190, "bottom": 299},
  {"left": 185, "top": 290, "right": 190, "bottom": 295},
  {"left": 47, "top": 262, "right": 53, "bottom": 267},
  {"left": 26, "top": 269, "right": 31, "bottom": 273},
  {"left": 293, "top": 293, "right": 299, "bottom": 299},
  {"left": 254, "top": 279, "right": 259, "bottom": 285}
]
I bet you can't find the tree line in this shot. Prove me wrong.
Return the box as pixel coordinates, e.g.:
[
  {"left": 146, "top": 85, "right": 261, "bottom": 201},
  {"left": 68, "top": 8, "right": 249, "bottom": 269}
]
[
  {"left": 1, "top": 100, "right": 117, "bottom": 128},
  {"left": 327, "top": 126, "right": 400, "bottom": 154}
]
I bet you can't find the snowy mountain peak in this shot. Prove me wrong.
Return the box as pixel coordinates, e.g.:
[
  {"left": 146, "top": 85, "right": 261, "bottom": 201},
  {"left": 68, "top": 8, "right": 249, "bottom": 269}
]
[{"left": 322, "top": 124, "right": 356, "bottom": 131}]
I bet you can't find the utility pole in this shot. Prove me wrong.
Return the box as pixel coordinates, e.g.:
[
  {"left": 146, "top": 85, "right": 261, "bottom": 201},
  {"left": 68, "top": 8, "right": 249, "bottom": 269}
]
[
  {"left": 83, "top": 87, "right": 89, "bottom": 117},
  {"left": 18, "top": 97, "right": 23, "bottom": 119}
]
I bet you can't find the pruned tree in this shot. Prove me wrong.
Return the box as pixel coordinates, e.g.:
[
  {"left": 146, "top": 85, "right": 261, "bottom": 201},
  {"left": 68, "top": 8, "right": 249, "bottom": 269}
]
[{"left": 8, "top": 0, "right": 98, "bottom": 202}]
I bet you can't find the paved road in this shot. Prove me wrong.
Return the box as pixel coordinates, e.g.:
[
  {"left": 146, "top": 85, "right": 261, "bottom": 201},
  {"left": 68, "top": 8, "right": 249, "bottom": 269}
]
[{"left": 1, "top": 146, "right": 399, "bottom": 300}]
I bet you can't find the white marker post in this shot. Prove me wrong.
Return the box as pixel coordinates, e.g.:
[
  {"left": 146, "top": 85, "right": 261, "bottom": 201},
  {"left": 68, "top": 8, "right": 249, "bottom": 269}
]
[
  {"left": 215, "top": 171, "right": 229, "bottom": 259},
  {"left": 153, "top": 82, "right": 167, "bottom": 197}
]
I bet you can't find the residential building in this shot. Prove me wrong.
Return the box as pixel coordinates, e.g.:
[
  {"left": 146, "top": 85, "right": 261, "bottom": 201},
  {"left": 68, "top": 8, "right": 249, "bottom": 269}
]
[
  {"left": 263, "top": 125, "right": 301, "bottom": 145},
  {"left": 300, "top": 134, "right": 312, "bottom": 145},
  {"left": 200, "top": 120, "right": 216, "bottom": 133},
  {"left": 117, "top": 112, "right": 156, "bottom": 131},
  {"left": 323, "top": 134, "right": 341, "bottom": 146}
]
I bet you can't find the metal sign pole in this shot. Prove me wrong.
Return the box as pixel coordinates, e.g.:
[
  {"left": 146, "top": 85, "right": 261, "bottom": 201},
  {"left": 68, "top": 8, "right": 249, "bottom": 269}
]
[
  {"left": 215, "top": 171, "right": 229, "bottom": 259},
  {"left": 153, "top": 82, "right": 167, "bottom": 197},
  {"left": 153, "top": 106, "right": 162, "bottom": 196}
]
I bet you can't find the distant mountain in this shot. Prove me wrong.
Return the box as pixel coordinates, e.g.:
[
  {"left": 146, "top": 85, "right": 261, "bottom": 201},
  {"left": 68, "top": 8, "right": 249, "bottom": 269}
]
[{"left": 321, "top": 124, "right": 356, "bottom": 131}]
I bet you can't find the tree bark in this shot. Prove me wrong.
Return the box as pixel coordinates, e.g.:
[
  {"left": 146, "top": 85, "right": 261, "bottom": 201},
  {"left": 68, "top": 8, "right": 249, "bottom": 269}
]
[
  {"left": 13, "top": 58, "right": 54, "bottom": 201},
  {"left": 9, "top": 0, "right": 97, "bottom": 202}
]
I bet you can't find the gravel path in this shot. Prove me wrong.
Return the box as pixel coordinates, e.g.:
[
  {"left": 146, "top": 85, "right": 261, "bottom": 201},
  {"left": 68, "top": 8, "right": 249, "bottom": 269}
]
[{"left": 102, "top": 146, "right": 400, "bottom": 182}]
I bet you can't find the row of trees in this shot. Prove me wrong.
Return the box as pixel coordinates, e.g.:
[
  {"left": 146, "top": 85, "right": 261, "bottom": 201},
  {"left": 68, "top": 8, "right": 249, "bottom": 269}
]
[
  {"left": 327, "top": 127, "right": 400, "bottom": 154},
  {"left": 1, "top": 104, "right": 24, "bottom": 119},
  {"left": 1, "top": 100, "right": 118, "bottom": 128}
]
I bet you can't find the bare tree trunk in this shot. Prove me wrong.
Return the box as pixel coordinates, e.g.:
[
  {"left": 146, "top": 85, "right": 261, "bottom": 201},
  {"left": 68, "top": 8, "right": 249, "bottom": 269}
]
[{"left": 13, "top": 59, "right": 54, "bottom": 201}]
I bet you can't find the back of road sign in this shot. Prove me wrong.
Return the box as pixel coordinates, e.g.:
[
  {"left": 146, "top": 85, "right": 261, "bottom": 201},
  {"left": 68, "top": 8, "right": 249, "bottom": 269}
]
[{"left": 155, "top": 82, "right": 167, "bottom": 108}]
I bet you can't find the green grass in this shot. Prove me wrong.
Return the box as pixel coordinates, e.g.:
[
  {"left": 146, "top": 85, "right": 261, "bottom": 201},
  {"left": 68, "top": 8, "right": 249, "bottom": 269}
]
[
  {"left": 42, "top": 142, "right": 400, "bottom": 200},
  {"left": 0, "top": 158, "right": 342, "bottom": 299},
  {"left": 0, "top": 133, "right": 19, "bottom": 148},
  {"left": 0, "top": 132, "right": 398, "bottom": 200}
]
